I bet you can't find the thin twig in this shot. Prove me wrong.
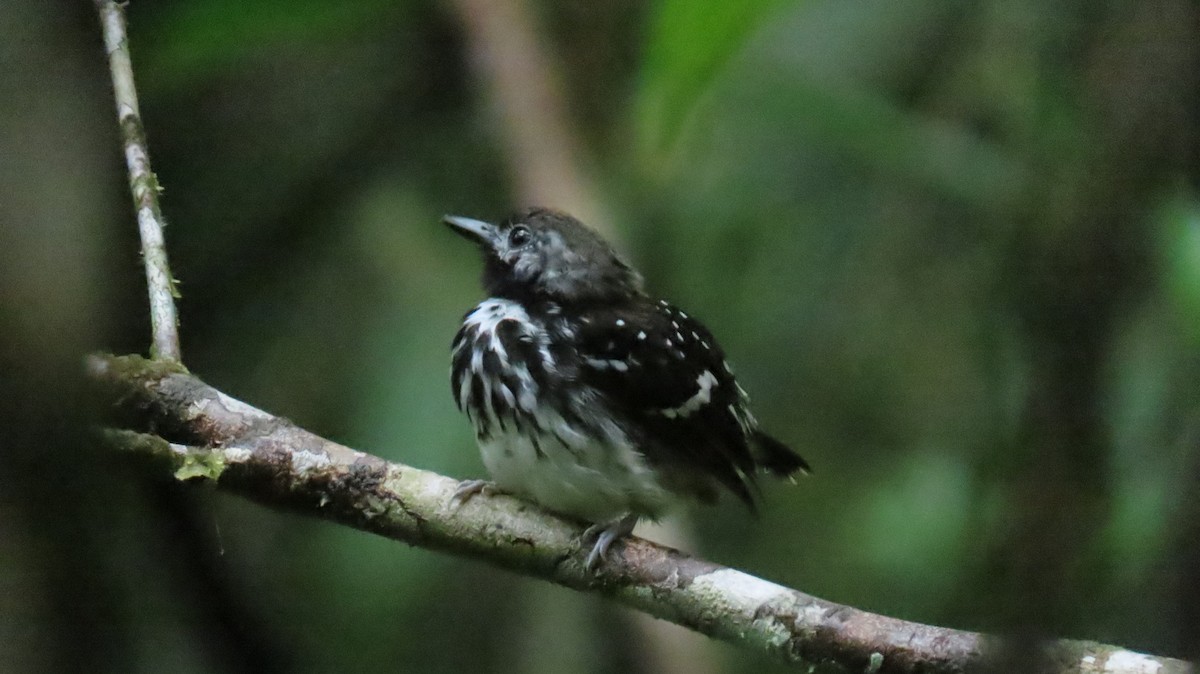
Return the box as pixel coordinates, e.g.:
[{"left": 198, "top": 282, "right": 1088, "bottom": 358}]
[
  {"left": 96, "top": 0, "right": 181, "bottom": 362},
  {"left": 86, "top": 353, "right": 1193, "bottom": 674}
]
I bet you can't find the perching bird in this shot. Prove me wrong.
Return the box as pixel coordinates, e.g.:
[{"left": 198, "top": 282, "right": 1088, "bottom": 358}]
[{"left": 445, "top": 208, "right": 808, "bottom": 569}]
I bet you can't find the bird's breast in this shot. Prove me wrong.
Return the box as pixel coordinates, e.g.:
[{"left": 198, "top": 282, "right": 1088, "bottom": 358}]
[
  {"left": 450, "top": 298, "right": 674, "bottom": 521},
  {"left": 451, "top": 298, "right": 550, "bottom": 438}
]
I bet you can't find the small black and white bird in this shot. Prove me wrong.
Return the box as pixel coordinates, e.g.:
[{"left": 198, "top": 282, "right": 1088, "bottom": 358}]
[{"left": 445, "top": 208, "right": 808, "bottom": 569}]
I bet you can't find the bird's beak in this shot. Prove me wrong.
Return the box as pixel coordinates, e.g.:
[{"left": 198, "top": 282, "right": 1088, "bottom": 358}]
[{"left": 443, "top": 215, "right": 498, "bottom": 246}]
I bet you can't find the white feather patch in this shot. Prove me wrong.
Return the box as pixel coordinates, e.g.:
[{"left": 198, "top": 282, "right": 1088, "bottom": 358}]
[
  {"left": 658, "top": 370, "right": 719, "bottom": 419},
  {"left": 458, "top": 299, "right": 548, "bottom": 433}
]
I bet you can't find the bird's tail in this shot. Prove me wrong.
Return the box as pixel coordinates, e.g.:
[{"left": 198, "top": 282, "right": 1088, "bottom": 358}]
[{"left": 752, "top": 431, "right": 811, "bottom": 478}]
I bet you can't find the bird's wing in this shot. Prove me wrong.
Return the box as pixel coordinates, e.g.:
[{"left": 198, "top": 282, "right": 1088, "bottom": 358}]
[{"left": 574, "top": 300, "right": 762, "bottom": 506}]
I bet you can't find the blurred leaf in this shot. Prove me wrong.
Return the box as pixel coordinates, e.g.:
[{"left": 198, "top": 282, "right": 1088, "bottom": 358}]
[
  {"left": 715, "top": 73, "right": 1027, "bottom": 212},
  {"left": 642, "top": 0, "right": 1026, "bottom": 213},
  {"left": 1162, "top": 192, "right": 1200, "bottom": 346},
  {"left": 139, "top": 0, "right": 402, "bottom": 86},
  {"left": 854, "top": 450, "right": 971, "bottom": 608},
  {"left": 637, "top": 0, "right": 793, "bottom": 159}
]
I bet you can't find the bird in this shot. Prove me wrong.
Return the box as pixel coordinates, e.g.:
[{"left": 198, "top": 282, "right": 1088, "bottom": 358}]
[{"left": 444, "top": 207, "right": 809, "bottom": 570}]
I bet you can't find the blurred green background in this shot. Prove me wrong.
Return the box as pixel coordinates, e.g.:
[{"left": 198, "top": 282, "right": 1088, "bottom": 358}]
[{"left": 2, "top": 0, "right": 1199, "bottom": 672}]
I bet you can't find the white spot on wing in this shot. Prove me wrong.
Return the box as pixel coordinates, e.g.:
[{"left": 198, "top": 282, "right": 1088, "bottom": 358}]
[
  {"left": 658, "top": 370, "right": 719, "bottom": 419},
  {"left": 585, "top": 357, "right": 632, "bottom": 372},
  {"left": 615, "top": 319, "right": 626, "bottom": 327}
]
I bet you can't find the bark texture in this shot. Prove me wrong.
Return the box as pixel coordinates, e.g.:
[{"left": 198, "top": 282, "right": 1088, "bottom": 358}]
[{"left": 88, "top": 353, "right": 1193, "bottom": 674}]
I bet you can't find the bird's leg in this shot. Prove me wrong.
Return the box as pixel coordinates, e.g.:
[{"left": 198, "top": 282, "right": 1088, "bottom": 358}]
[
  {"left": 581, "top": 514, "right": 639, "bottom": 571},
  {"left": 450, "top": 479, "right": 495, "bottom": 508}
]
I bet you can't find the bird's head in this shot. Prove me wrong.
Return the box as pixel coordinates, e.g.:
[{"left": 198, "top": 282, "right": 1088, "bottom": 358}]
[{"left": 444, "top": 208, "right": 643, "bottom": 304}]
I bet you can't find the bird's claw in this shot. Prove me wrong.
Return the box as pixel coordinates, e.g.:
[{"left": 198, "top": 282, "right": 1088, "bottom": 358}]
[
  {"left": 580, "top": 515, "right": 638, "bottom": 571},
  {"left": 451, "top": 479, "right": 494, "bottom": 508}
]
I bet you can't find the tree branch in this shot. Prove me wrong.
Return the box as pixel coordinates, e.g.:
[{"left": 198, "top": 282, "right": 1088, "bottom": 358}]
[
  {"left": 95, "top": 0, "right": 181, "bottom": 362},
  {"left": 85, "top": 353, "right": 1192, "bottom": 674}
]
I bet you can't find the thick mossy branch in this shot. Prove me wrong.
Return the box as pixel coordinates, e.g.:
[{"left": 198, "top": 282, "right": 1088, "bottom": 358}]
[{"left": 87, "top": 353, "right": 1193, "bottom": 674}]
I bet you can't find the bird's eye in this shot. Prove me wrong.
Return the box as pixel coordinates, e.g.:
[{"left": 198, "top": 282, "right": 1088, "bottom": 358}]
[{"left": 508, "top": 225, "right": 532, "bottom": 247}]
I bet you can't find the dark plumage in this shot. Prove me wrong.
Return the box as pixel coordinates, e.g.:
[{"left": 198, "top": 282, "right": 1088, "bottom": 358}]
[{"left": 445, "top": 207, "right": 808, "bottom": 569}]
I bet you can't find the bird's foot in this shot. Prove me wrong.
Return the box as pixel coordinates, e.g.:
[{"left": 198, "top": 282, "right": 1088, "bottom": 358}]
[
  {"left": 450, "top": 479, "right": 495, "bottom": 508},
  {"left": 580, "top": 514, "right": 638, "bottom": 571}
]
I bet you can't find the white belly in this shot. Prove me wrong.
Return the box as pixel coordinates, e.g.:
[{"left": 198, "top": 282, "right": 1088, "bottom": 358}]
[{"left": 479, "top": 428, "right": 672, "bottom": 523}]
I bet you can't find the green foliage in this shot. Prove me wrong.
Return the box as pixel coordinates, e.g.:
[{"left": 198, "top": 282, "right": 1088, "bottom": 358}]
[
  {"left": 1163, "top": 195, "right": 1200, "bottom": 346},
  {"left": 139, "top": 0, "right": 403, "bottom": 86},
  {"left": 637, "top": 0, "right": 791, "bottom": 158}
]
